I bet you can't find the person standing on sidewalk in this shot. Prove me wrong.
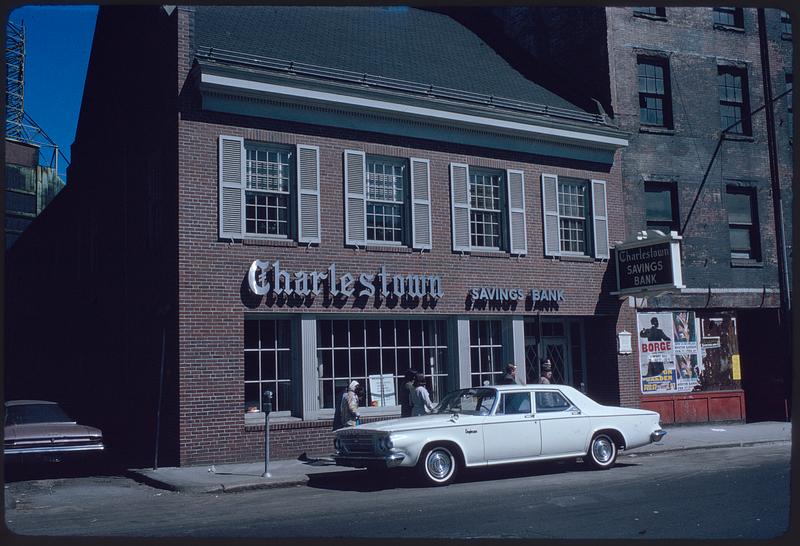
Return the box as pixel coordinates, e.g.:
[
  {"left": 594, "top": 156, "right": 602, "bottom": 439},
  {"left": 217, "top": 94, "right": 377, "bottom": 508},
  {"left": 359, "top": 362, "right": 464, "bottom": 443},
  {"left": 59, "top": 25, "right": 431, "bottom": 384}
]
[
  {"left": 499, "top": 363, "right": 517, "bottom": 385},
  {"left": 340, "top": 380, "right": 362, "bottom": 427},
  {"left": 399, "top": 369, "right": 417, "bottom": 417},
  {"left": 411, "top": 373, "right": 436, "bottom": 416}
]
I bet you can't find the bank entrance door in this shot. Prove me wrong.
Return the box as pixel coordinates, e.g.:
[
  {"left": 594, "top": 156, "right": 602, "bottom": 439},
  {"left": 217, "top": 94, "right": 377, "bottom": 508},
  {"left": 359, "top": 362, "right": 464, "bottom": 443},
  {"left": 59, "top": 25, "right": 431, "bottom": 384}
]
[{"left": 524, "top": 318, "right": 584, "bottom": 388}]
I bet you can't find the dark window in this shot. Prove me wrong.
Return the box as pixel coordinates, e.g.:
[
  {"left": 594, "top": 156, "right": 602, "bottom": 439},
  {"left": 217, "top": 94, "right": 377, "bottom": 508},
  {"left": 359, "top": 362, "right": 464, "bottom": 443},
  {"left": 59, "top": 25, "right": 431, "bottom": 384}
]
[
  {"left": 713, "top": 7, "right": 744, "bottom": 28},
  {"left": 366, "top": 157, "right": 407, "bottom": 244},
  {"left": 726, "top": 187, "right": 760, "bottom": 260},
  {"left": 5, "top": 191, "right": 36, "bottom": 215},
  {"left": 535, "top": 391, "right": 572, "bottom": 412},
  {"left": 718, "top": 66, "right": 751, "bottom": 135},
  {"left": 558, "top": 178, "right": 592, "bottom": 254},
  {"left": 469, "top": 168, "right": 506, "bottom": 250},
  {"left": 245, "top": 143, "right": 293, "bottom": 237},
  {"left": 645, "top": 182, "right": 679, "bottom": 234},
  {"left": 781, "top": 10, "right": 792, "bottom": 37},
  {"left": 634, "top": 7, "right": 666, "bottom": 17},
  {"left": 244, "top": 318, "right": 293, "bottom": 414},
  {"left": 638, "top": 57, "right": 673, "bottom": 128},
  {"left": 497, "top": 392, "right": 532, "bottom": 415},
  {"left": 470, "top": 320, "right": 503, "bottom": 387}
]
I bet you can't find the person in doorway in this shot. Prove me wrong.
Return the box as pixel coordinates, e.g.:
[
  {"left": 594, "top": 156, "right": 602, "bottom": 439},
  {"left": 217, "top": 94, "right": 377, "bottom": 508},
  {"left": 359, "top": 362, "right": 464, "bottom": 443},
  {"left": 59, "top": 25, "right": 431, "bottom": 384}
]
[
  {"left": 499, "top": 363, "right": 517, "bottom": 385},
  {"left": 411, "top": 373, "right": 436, "bottom": 416},
  {"left": 539, "top": 360, "right": 554, "bottom": 384},
  {"left": 639, "top": 317, "right": 670, "bottom": 341},
  {"left": 340, "top": 380, "right": 361, "bottom": 427},
  {"left": 398, "top": 369, "right": 417, "bottom": 418}
]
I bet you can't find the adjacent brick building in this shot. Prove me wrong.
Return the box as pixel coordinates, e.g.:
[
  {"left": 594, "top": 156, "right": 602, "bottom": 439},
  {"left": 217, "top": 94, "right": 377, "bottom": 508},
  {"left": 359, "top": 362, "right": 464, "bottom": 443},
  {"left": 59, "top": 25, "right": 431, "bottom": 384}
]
[{"left": 470, "top": 5, "right": 794, "bottom": 423}]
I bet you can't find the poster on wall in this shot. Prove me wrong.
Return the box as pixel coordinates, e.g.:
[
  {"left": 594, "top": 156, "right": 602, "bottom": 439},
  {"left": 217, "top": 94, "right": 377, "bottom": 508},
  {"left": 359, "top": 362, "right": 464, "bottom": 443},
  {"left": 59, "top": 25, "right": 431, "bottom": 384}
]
[
  {"left": 637, "top": 311, "right": 703, "bottom": 394},
  {"left": 368, "top": 374, "right": 396, "bottom": 407}
]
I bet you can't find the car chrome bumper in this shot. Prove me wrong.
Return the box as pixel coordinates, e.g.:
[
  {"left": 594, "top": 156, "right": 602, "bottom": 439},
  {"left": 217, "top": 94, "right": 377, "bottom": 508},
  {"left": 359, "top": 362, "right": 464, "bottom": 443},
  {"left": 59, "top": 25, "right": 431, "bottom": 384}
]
[
  {"left": 334, "top": 452, "right": 405, "bottom": 468},
  {"left": 650, "top": 430, "right": 667, "bottom": 443},
  {"left": 5, "top": 444, "right": 105, "bottom": 456}
]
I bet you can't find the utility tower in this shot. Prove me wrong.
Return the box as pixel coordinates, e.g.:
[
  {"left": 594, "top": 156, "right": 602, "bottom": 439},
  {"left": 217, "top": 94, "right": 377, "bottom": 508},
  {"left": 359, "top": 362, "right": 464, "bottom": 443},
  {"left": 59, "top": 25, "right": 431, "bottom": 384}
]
[{"left": 4, "top": 19, "right": 68, "bottom": 174}]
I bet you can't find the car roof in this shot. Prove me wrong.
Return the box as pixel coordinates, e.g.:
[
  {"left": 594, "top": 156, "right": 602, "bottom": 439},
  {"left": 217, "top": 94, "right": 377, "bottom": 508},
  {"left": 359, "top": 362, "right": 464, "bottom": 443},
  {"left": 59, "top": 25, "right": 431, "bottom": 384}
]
[
  {"left": 4, "top": 400, "right": 59, "bottom": 407},
  {"left": 486, "top": 384, "right": 567, "bottom": 390}
]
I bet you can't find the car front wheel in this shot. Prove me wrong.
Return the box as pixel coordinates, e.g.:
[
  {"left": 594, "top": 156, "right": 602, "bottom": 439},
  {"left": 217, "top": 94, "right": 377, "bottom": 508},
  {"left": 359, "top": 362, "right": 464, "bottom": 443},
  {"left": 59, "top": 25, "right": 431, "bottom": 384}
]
[
  {"left": 587, "top": 432, "right": 617, "bottom": 469},
  {"left": 418, "top": 445, "right": 458, "bottom": 486}
]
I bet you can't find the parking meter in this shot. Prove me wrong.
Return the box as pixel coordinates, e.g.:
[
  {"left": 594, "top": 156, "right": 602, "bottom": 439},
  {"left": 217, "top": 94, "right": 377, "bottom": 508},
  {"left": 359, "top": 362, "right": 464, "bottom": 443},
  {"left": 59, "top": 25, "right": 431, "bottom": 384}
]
[{"left": 262, "top": 390, "right": 273, "bottom": 478}]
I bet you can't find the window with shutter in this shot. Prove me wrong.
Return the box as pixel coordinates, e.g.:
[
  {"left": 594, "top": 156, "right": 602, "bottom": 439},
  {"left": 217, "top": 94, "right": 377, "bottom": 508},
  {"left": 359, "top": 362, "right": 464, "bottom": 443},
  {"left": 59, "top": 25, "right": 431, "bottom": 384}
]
[
  {"left": 410, "top": 158, "right": 432, "bottom": 250},
  {"left": 219, "top": 135, "right": 245, "bottom": 240},
  {"left": 506, "top": 169, "right": 527, "bottom": 255},
  {"left": 542, "top": 173, "right": 609, "bottom": 259},
  {"left": 450, "top": 163, "right": 471, "bottom": 252},
  {"left": 297, "top": 145, "right": 320, "bottom": 244},
  {"left": 344, "top": 150, "right": 367, "bottom": 246}
]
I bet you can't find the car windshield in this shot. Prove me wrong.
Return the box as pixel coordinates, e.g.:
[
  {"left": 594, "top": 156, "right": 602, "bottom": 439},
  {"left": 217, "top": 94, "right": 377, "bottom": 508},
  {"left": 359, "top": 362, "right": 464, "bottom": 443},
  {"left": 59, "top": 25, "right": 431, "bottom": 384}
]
[
  {"left": 5, "top": 404, "right": 74, "bottom": 426},
  {"left": 435, "top": 388, "right": 497, "bottom": 416}
]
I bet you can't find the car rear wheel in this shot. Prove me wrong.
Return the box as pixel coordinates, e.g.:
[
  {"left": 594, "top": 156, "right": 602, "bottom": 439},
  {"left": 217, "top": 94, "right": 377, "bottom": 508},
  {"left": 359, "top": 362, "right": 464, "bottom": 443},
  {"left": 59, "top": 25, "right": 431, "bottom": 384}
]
[
  {"left": 418, "top": 445, "right": 458, "bottom": 486},
  {"left": 587, "top": 432, "right": 617, "bottom": 469}
]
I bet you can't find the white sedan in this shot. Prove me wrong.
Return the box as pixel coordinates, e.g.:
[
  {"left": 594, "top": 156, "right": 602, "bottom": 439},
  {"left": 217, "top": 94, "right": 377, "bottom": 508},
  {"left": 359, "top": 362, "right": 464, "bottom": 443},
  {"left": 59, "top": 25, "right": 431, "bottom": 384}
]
[{"left": 333, "top": 384, "right": 666, "bottom": 486}]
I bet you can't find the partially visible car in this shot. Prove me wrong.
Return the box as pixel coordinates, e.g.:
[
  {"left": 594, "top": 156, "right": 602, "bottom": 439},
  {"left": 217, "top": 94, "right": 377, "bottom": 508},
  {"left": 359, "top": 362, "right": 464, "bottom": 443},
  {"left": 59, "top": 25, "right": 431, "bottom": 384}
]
[
  {"left": 333, "top": 384, "right": 667, "bottom": 486},
  {"left": 4, "top": 400, "right": 104, "bottom": 464}
]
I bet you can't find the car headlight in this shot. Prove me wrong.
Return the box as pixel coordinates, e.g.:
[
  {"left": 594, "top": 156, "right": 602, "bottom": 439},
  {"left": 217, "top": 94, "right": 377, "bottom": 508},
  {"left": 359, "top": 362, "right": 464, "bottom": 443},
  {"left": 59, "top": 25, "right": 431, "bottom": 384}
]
[{"left": 377, "top": 435, "right": 394, "bottom": 452}]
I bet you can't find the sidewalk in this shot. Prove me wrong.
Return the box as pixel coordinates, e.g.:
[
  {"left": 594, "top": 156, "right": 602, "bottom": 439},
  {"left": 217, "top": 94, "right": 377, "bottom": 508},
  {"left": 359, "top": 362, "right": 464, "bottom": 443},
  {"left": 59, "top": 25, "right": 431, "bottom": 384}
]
[{"left": 126, "top": 420, "right": 791, "bottom": 494}]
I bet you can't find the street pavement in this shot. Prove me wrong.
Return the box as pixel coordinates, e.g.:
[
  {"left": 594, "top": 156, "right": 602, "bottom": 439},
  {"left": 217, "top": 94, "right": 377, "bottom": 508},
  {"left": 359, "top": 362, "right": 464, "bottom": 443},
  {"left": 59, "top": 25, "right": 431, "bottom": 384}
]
[{"left": 125, "top": 420, "right": 792, "bottom": 494}]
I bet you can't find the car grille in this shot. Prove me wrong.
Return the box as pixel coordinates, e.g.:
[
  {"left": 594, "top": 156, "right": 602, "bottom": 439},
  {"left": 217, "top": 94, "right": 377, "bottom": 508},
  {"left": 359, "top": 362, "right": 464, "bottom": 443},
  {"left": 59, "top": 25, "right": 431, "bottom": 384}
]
[{"left": 337, "top": 432, "right": 376, "bottom": 456}]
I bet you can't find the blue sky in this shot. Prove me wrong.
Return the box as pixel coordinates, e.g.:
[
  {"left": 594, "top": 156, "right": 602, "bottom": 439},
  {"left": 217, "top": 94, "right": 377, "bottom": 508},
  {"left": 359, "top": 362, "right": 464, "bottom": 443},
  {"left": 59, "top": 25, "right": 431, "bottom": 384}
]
[{"left": 8, "top": 5, "right": 98, "bottom": 181}]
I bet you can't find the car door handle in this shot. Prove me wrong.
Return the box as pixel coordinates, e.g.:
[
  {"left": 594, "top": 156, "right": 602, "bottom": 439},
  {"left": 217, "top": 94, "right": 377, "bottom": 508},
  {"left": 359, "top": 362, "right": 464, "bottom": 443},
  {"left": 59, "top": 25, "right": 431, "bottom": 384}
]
[
  {"left": 465, "top": 428, "right": 478, "bottom": 434},
  {"left": 524, "top": 414, "right": 537, "bottom": 418}
]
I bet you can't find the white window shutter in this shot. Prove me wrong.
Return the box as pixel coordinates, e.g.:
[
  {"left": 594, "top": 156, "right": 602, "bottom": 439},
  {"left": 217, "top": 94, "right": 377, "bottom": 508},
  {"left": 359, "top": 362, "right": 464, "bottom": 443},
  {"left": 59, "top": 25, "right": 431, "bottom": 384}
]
[
  {"left": 506, "top": 169, "right": 527, "bottom": 255},
  {"left": 541, "top": 173, "right": 561, "bottom": 256},
  {"left": 344, "top": 150, "right": 367, "bottom": 246},
  {"left": 450, "top": 163, "right": 471, "bottom": 252},
  {"left": 219, "top": 135, "right": 245, "bottom": 240},
  {"left": 297, "top": 144, "right": 321, "bottom": 244},
  {"left": 591, "top": 179, "right": 610, "bottom": 259},
  {"left": 410, "top": 158, "right": 432, "bottom": 250}
]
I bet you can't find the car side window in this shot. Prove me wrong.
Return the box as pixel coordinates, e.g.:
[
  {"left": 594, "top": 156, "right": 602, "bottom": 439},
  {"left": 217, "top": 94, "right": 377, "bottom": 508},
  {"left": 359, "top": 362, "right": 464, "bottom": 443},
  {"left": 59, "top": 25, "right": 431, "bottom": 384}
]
[
  {"left": 496, "top": 392, "right": 531, "bottom": 415},
  {"left": 535, "top": 391, "right": 572, "bottom": 412}
]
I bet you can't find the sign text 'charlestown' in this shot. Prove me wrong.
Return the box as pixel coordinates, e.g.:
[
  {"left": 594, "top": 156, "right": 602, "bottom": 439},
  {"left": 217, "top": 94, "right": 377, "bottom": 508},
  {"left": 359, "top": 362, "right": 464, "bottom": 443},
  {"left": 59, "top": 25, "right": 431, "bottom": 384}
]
[{"left": 247, "top": 260, "right": 444, "bottom": 299}]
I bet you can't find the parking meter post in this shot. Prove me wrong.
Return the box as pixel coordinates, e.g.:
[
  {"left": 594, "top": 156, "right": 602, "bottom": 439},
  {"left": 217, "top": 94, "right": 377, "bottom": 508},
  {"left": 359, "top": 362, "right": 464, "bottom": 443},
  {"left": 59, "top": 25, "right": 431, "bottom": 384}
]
[{"left": 262, "top": 390, "right": 273, "bottom": 478}]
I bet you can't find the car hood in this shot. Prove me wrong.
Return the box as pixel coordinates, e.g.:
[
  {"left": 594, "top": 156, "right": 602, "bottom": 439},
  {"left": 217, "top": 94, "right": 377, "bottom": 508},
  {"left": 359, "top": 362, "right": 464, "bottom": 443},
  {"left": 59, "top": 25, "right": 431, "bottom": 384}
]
[
  {"left": 5, "top": 422, "right": 103, "bottom": 441},
  {"left": 347, "top": 413, "right": 480, "bottom": 433}
]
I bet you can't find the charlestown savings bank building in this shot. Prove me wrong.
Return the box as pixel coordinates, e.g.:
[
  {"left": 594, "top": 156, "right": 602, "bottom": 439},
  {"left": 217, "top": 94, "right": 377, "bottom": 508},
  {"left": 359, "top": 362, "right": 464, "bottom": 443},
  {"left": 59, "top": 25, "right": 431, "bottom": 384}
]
[{"left": 6, "top": 6, "right": 647, "bottom": 467}]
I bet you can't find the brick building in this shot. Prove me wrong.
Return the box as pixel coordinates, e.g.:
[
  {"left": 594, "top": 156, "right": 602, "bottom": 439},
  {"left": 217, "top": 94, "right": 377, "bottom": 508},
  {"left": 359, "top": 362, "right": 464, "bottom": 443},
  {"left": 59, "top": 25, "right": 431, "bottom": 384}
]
[{"left": 461, "top": 5, "right": 794, "bottom": 423}]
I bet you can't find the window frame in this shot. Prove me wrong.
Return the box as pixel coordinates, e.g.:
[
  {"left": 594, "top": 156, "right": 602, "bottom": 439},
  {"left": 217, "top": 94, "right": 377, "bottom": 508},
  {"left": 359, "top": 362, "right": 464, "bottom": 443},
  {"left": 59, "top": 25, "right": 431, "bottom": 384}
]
[
  {"left": 718, "top": 66, "right": 752, "bottom": 136},
  {"left": 244, "top": 317, "right": 294, "bottom": 418},
  {"left": 469, "top": 320, "right": 504, "bottom": 387},
  {"left": 637, "top": 56, "right": 673, "bottom": 129},
  {"left": 633, "top": 7, "right": 666, "bottom": 18},
  {"left": 644, "top": 181, "right": 680, "bottom": 234},
  {"left": 243, "top": 141, "right": 295, "bottom": 239},
  {"left": 713, "top": 7, "right": 744, "bottom": 29},
  {"left": 468, "top": 166, "right": 508, "bottom": 251},
  {"left": 365, "top": 155, "right": 410, "bottom": 246},
  {"left": 781, "top": 10, "right": 792, "bottom": 38},
  {"left": 725, "top": 186, "right": 761, "bottom": 262},
  {"left": 557, "top": 177, "right": 593, "bottom": 256}
]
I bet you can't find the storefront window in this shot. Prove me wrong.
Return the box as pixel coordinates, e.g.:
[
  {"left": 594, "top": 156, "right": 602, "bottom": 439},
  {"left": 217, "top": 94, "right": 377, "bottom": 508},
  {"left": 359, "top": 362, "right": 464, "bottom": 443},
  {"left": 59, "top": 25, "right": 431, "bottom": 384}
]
[
  {"left": 637, "top": 310, "right": 742, "bottom": 394},
  {"left": 244, "top": 318, "right": 293, "bottom": 413},
  {"left": 317, "top": 319, "right": 448, "bottom": 410},
  {"left": 470, "top": 320, "right": 503, "bottom": 386}
]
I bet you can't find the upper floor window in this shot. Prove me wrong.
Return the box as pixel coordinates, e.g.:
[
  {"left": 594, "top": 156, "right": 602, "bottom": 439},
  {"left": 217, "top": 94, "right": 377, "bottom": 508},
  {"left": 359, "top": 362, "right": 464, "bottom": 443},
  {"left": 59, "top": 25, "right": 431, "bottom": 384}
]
[
  {"left": 450, "top": 163, "right": 527, "bottom": 255},
  {"left": 245, "top": 144, "right": 292, "bottom": 237},
  {"left": 781, "top": 10, "right": 792, "bottom": 38},
  {"left": 218, "top": 135, "right": 320, "bottom": 243},
  {"left": 542, "top": 174, "right": 609, "bottom": 259},
  {"left": 345, "top": 151, "right": 431, "bottom": 249},
  {"left": 633, "top": 7, "right": 666, "bottom": 18},
  {"left": 718, "top": 66, "right": 752, "bottom": 135},
  {"left": 645, "top": 181, "right": 679, "bottom": 234},
  {"left": 469, "top": 169, "right": 505, "bottom": 249},
  {"left": 558, "top": 179, "right": 591, "bottom": 254},
  {"left": 366, "top": 157, "right": 407, "bottom": 244},
  {"left": 713, "top": 7, "right": 744, "bottom": 29},
  {"left": 726, "top": 186, "right": 761, "bottom": 261},
  {"left": 638, "top": 57, "right": 673, "bottom": 128}
]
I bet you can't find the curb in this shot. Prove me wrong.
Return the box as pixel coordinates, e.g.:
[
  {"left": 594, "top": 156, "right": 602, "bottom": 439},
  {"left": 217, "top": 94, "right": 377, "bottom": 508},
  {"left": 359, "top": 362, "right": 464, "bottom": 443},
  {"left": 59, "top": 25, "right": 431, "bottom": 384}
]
[{"left": 125, "top": 439, "right": 790, "bottom": 493}]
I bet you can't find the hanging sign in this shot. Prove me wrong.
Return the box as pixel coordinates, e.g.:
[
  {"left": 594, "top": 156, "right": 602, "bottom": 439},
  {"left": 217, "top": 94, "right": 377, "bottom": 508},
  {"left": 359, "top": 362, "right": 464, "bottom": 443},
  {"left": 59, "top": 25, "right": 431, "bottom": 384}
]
[{"left": 613, "top": 230, "right": 685, "bottom": 297}]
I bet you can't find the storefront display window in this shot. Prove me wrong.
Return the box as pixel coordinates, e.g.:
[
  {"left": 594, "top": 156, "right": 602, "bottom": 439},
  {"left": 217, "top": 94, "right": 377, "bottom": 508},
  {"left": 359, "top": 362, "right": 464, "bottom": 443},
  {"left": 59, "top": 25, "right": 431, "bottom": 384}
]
[
  {"left": 637, "top": 310, "right": 742, "bottom": 394},
  {"left": 244, "top": 318, "right": 293, "bottom": 413},
  {"left": 317, "top": 319, "right": 448, "bottom": 410},
  {"left": 470, "top": 320, "right": 503, "bottom": 386}
]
